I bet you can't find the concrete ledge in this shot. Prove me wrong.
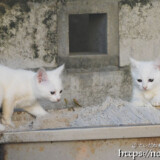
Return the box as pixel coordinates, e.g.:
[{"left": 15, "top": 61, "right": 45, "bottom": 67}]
[
  {"left": 58, "top": 55, "right": 119, "bottom": 69},
  {"left": 1, "top": 125, "right": 160, "bottom": 144}
]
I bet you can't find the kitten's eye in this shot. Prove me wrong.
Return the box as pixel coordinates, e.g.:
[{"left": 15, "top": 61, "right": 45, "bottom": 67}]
[
  {"left": 50, "top": 91, "right": 55, "bottom": 95},
  {"left": 60, "top": 90, "right": 63, "bottom": 94},
  {"left": 137, "top": 79, "right": 142, "bottom": 82},
  {"left": 148, "top": 79, "right": 154, "bottom": 82}
]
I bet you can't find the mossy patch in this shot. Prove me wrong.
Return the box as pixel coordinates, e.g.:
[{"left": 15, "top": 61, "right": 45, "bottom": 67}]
[
  {"left": 43, "top": 54, "right": 54, "bottom": 63},
  {"left": 31, "top": 28, "right": 39, "bottom": 58},
  {"left": 31, "top": 43, "right": 39, "bottom": 58},
  {"left": 1, "top": 0, "right": 31, "bottom": 12},
  {"left": 47, "top": 32, "right": 57, "bottom": 43},
  {"left": 42, "top": 10, "right": 55, "bottom": 28},
  {"left": 42, "top": 9, "right": 57, "bottom": 63},
  {"left": 9, "top": 21, "right": 16, "bottom": 29},
  {"left": 120, "top": 0, "right": 152, "bottom": 9},
  {"left": 0, "top": 5, "right": 6, "bottom": 15}
]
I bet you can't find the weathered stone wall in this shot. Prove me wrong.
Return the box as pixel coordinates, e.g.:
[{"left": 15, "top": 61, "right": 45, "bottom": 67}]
[
  {"left": 52, "top": 67, "right": 132, "bottom": 109},
  {"left": 0, "top": 0, "right": 63, "bottom": 68},
  {"left": 119, "top": 0, "right": 160, "bottom": 66},
  {"left": 1, "top": 0, "right": 158, "bottom": 68},
  {"left": 0, "top": 0, "right": 158, "bottom": 109}
]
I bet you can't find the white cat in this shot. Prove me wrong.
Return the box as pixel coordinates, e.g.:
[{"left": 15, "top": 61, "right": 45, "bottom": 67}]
[
  {"left": 130, "top": 58, "right": 160, "bottom": 107},
  {"left": 0, "top": 64, "right": 64, "bottom": 128}
]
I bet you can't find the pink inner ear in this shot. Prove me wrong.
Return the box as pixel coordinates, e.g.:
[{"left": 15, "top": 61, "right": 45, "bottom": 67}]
[
  {"left": 37, "top": 69, "right": 48, "bottom": 83},
  {"left": 38, "top": 72, "right": 43, "bottom": 83},
  {"left": 156, "top": 65, "right": 160, "bottom": 70},
  {"left": 154, "top": 60, "right": 160, "bottom": 70}
]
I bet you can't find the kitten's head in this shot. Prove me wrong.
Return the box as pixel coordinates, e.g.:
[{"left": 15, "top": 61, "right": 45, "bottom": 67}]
[
  {"left": 35, "top": 64, "right": 65, "bottom": 102},
  {"left": 130, "top": 58, "right": 160, "bottom": 91}
]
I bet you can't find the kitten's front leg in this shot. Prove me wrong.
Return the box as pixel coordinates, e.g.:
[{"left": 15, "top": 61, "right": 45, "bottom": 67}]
[
  {"left": 131, "top": 99, "right": 152, "bottom": 107},
  {"left": 151, "top": 96, "right": 160, "bottom": 107},
  {"left": 131, "top": 88, "right": 152, "bottom": 107},
  {"left": 2, "top": 99, "right": 15, "bottom": 127},
  {"left": 23, "top": 102, "right": 48, "bottom": 117}
]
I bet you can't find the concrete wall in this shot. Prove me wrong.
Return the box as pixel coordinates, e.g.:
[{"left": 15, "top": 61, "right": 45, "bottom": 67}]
[
  {"left": 2, "top": 137, "right": 160, "bottom": 160},
  {"left": 1, "top": 0, "right": 159, "bottom": 68},
  {"left": 0, "top": 0, "right": 159, "bottom": 109},
  {"left": 55, "top": 67, "right": 132, "bottom": 109},
  {"left": 0, "top": 0, "right": 60, "bottom": 68},
  {"left": 119, "top": 0, "right": 160, "bottom": 66}
]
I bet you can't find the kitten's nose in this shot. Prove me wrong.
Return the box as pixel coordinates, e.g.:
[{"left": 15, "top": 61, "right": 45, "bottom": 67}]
[
  {"left": 57, "top": 98, "right": 60, "bottom": 102},
  {"left": 143, "top": 86, "right": 147, "bottom": 90}
]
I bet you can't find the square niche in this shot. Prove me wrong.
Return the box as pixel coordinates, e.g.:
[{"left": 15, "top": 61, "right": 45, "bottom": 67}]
[
  {"left": 58, "top": 0, "right": 119, "bottom": 69},
  {"left": 69, "top": 13, "right": 107, "bottom": 55}
]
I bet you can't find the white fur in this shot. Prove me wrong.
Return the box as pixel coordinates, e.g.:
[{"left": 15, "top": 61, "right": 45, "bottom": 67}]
[
  {"left": 130, "top": 58, "right": 160, "bottom": 107},
  {"left": 0, "top": 64, "right": 64, "bottom": 126}
]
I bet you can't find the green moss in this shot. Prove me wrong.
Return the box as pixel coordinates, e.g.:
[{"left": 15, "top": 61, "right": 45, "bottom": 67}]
[
  {"left": 1, "top": 0, "right": 30, "bottom": 13},
  {"left": 0, "top": 5, "right": 6, "bottom": 15},
  {"left": 19, "top": 2, "right": 30, "bottom": 12},
  {"left": 33, "top": 28, "right": 37, "bottom": 34},
  {"left": 1, "top": 26, "right": 8, "bottom": 34},
  {"left": 47, "top": 32, "right": 56, "bottom": 43},
  {"left": 31, "top": 43, "right": 39, "bottom": 58},
  {"left": 43, "top": 54, "right": 54, "bottom": 63},
  {"left": 9, "top": 21, "right": 16, "bottom": 29},
  {"left": 3, "top": 0, "right": 24, "bottom": 7},
  {"left": 15, "top": 16, "right": 24, "bottom": 24},
  {"left": 120, "top": 0, "right": 152, "bottom": 9},
  {"left": 42, "top": 10, "right": 55, "bottom": 28},
  {"left": 42, "top": 9, "right": 58, "bottom": 61}
]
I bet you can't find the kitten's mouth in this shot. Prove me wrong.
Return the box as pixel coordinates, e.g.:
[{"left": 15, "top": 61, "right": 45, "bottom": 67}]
[{"left": 143, "top": 88, "right": 149, "bottom": 91}]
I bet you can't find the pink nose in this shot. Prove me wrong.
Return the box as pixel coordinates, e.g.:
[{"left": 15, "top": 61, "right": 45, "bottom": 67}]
[
  {"left": 143, "top": 86, "right": 147, "bottom": 90},
  {"left": 57, "top": 99, "right": 60, "bottom": 102}
]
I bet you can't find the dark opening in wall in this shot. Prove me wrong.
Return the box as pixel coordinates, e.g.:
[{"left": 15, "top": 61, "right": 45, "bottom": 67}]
[{"left": 69, "top": 13, "right": 107, "bottom": 55}]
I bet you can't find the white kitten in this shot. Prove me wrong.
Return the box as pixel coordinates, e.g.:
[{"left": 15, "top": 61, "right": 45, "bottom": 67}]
[
  {"left": 130, "top": 58, "right": 160, "bottom": 107},
  {"left": 0, "top": 64, "right": 64, "bottom": 127}
]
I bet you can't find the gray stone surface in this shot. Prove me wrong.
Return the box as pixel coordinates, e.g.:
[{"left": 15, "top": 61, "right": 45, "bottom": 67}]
[
  {"left": 42, "top": 66, "right": 132, "bottom": 109},
  {"left": 119, "top": 0, "right": 160, "bottom": 66},
  {"left": 0, "top": 0, "right": 60, "bottom": 68},
  {"left": 0, "top": 0, "right": 158, "bottom": 68},
  {"left": 0, "top": 0, "right": 158, "bottom": 109},
  {"left": 57, "top": 0, "right": 119, "bottom": 68}
]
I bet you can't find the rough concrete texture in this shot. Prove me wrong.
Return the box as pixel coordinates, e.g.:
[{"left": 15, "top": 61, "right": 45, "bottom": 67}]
[
  {"left": 119, "top": 0, "right": 160, "bottom": 66},
  {"left": 42, "top": 67, "right": 132, "bottom": 109},
  {"left": 0, "top": 0, "right": 158, "bottom": 109},
  {"left": 58, "top": 0, "right": 119, "bottom": 68},
  {"left": 0, "top": 0, "right": 62, "bottom": 68},
  {"left": 2, "top": 96, "right": 160, "bottom": 132},
  {"left": 1, "top": 0, "right": 159, "bottom": 68},
  {"left": 3, "top": 138, "right": 160, "bottom": 160}
]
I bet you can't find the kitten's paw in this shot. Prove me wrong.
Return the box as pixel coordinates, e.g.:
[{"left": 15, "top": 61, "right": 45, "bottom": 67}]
[
  {"left": 36, "top": 110, "right": 49, "bottom": 117},
  {"left": 131, "top": 101, "right": 152, "bottom": 107},
  {"left": 2, "top": 118, "right": 15, "bottom": 127},
  {"left": 131, "top": 101, "right": 145, "bottom": 107},
  {"left": 144, "top": 103, "right": 153, "bottom": 108},
  {"left": 151, "top": 98, "right": 160, "bottom": 107}
]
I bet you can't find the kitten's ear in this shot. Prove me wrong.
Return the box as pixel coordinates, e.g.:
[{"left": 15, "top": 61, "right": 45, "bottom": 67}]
[
  {"left": 130, "top": 57, "right": 138, "bottom": 68},
  {"left": 53, "top": 64, "right": 65, "bottom": 76},
  {"left": 154, "top": 59, "right": 160, "bottom": 70},
  {"left": 37, "top": 68, "right": 48, "bottom": 83}
]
